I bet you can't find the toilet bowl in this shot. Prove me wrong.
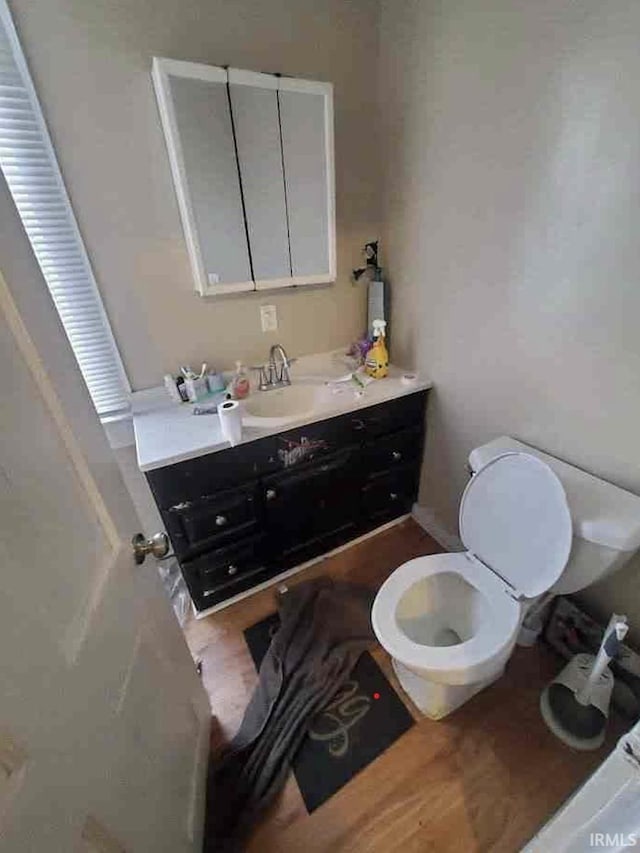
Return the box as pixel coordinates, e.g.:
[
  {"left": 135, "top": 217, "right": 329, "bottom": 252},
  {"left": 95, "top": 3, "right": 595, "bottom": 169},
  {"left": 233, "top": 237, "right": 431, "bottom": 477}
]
[
  {"left": 372, "top": 451, "right": 574, "bottom": 719},
  {"left": 373, "top": 552, "right": 523, "bottom": 718}
]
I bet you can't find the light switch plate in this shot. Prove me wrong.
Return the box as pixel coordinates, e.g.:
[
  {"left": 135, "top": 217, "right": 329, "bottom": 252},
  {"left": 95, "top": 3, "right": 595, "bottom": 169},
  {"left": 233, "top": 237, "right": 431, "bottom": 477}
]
[{"left": 260, "top": 304, "right": 278, "bottom": 333}]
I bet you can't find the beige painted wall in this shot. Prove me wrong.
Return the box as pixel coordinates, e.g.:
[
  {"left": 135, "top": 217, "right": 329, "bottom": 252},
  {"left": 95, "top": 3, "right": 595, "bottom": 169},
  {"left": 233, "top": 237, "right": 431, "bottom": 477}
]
[
  {"left": 378, "top": 0, "right": 640, "bottom": 637},
  {"left": 8, "top": 0, "right": 380, "bottom": 389}
]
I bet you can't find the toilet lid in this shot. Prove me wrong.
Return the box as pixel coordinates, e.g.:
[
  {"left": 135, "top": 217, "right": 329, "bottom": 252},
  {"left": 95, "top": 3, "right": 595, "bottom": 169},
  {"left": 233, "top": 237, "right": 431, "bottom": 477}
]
[{"left": 459, "top": 452, "right": 572, "bottom": 598}]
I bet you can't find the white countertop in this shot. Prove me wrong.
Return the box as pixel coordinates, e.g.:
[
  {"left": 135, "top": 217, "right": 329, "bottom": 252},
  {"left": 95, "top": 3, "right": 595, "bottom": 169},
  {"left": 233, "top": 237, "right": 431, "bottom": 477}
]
[{"left": 132, "top": 350, "right": 432, "bottom": 472}]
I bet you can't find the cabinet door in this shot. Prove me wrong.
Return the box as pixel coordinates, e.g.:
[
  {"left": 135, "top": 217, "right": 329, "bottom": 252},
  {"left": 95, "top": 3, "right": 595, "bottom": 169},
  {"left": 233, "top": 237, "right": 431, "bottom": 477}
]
[
  {"left": 228, "top": 69, "right": 291, "bottom": 286},
  {"left": 278, "top": 78, "right": 335, "bottom": 284},
  {"left": 152, "top": 58, "right": 253, "bottom": 295},
  {"left": 263, "top": 448, "right": 359, "bottom": 565}
]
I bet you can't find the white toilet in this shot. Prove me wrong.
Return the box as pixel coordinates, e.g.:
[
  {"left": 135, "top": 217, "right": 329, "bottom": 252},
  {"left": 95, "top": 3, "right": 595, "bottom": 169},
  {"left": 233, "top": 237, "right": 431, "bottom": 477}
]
[{"left": 372, "top": 437, "right": 640, "bottom": 719}]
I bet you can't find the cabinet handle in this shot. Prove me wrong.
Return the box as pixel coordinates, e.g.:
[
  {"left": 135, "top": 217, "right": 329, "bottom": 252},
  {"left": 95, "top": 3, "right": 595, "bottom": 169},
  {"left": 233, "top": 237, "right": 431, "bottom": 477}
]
[
  {"left": 227, "top": 564, "right": 238, "bottom": 576},
  {"left": 352, "top": 417, "right": 366, "bottom": 432},
  {"left": 215, "top": 514, "right": 228, "bottom": 527},
  {"left": 265, "top": 488, "right": 277, "bottom": 501},
  {"left": 389, "top": 492, "right": 399, "bottom": 501},
  {"left": 392, "top": 451, "right": 402, "bottom": 462}
]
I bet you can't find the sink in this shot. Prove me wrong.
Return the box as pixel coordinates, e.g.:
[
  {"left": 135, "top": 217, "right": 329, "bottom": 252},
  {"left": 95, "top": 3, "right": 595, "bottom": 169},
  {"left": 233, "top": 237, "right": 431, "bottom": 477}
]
[{"left": 243, "top": 384, "right": 319, "bottom": 426}]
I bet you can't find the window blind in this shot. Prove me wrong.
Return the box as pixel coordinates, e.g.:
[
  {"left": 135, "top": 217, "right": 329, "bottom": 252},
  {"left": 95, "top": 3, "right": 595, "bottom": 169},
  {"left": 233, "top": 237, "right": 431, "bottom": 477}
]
[{"left": 0, "top": 3, "right": 130, "bottom": 418}]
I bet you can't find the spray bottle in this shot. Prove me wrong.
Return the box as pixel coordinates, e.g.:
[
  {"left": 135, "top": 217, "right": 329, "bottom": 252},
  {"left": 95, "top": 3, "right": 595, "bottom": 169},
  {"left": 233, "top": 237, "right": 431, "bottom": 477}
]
[{"left": 365, "top": 319, "right": 389, "bottom": 379}]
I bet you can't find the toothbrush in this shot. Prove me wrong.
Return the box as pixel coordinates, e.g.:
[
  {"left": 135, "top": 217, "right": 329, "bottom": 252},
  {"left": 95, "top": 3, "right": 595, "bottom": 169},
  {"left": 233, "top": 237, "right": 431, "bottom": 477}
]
[{"left": 181, "top": 363, "right": 207, "bottom": 380}]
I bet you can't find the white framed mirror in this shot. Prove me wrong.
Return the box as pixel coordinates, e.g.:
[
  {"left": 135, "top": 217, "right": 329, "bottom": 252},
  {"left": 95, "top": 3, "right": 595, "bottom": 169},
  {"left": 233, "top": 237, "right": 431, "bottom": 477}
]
[{"left": 152, "top": 58, "right": 335, "bottom": 297}]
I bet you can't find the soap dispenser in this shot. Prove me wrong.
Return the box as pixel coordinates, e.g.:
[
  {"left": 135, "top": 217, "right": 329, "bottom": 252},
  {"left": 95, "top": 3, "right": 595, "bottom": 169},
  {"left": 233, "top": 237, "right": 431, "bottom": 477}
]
[
  {"left": 230, "top": 361, "right": 250, "bottom": 400},
  {"left": 365, "top": 320, "right": 389, "bottom": 379}
]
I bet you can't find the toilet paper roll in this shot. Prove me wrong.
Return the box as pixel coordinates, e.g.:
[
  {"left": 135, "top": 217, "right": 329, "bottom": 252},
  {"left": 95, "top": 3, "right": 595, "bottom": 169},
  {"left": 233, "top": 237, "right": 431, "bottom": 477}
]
[{"left": 218, "top": 399, "right": 242, "bottom": 447}]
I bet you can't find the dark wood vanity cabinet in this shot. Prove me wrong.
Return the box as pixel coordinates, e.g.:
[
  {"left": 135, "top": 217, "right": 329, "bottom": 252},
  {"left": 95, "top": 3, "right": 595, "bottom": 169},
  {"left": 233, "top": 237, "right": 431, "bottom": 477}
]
[{"left": 146, "top": 389, "right": 427, "bottom": 611}]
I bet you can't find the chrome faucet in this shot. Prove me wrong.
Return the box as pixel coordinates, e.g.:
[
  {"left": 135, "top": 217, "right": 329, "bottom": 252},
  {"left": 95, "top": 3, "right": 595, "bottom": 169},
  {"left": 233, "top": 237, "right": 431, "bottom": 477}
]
[{"left": 253, "top": 343, "right": 294, "bottom": 391}]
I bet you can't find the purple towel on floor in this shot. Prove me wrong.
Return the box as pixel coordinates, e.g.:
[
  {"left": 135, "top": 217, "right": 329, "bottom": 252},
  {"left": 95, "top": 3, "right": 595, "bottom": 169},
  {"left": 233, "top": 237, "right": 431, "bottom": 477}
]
[{"left": 204, "top": 577, "right": 374, "bottom": 851}]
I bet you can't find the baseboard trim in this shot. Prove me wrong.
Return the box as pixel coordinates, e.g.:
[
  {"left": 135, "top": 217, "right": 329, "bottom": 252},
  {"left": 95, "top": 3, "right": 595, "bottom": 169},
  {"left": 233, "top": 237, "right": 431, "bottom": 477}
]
[
  {"left": 411, "top": 503, "right": 463, "bottom": 553},
  {"left": 193, "top": 514, "right": 411, "bottom": 619}
]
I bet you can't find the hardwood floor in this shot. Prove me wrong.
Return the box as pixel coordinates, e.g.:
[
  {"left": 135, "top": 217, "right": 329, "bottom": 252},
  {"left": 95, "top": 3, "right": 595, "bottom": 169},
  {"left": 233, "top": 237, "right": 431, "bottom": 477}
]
[{"left": 185, "top": 518, "right": 622, "bottom": 852}]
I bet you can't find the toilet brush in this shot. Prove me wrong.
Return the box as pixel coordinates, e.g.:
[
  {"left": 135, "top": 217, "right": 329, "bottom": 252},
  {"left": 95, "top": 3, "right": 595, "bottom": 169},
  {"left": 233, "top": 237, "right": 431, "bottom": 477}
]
[{"left": 540, "top": 613, "right": 628, "bottom": 750}]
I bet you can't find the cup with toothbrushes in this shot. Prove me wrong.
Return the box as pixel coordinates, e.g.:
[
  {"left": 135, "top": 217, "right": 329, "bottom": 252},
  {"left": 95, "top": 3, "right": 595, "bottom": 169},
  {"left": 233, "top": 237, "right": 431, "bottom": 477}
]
[{"left": 181, "top": 363, "right": 210, "bottom": 403}]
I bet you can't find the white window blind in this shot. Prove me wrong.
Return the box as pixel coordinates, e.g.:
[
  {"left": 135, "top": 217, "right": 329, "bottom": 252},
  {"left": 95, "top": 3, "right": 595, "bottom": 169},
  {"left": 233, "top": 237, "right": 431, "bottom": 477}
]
[{"left": 0, "top": 2, "right": 130, "bottom": 418}]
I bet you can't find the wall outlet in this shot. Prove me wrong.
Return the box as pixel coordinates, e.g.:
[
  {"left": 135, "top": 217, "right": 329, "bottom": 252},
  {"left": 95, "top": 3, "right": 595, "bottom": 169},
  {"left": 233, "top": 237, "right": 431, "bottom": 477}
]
[{"left": 260, "top": 304, "right": 278, "bottom": 333}]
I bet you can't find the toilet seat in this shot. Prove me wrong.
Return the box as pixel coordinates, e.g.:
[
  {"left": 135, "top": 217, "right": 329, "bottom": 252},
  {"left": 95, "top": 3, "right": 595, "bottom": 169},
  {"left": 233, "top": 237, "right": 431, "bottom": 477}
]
[
  {"left": 459, "top": 452, "right": 573, "bottom": 598},
  {"left": 372, "top": 552, "right": 521, "bottom": 685},
  {"left": 372, "top": 452, "right": 573, "bottom": 688}
]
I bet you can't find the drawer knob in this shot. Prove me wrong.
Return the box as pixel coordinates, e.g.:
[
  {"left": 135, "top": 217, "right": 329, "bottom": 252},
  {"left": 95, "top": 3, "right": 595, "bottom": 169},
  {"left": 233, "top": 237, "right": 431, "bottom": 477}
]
[
  {"left": 227, "top": 564, "right": 238, "bottom": 576},
  {"left": 392, "top": 450, "right": 402, "bottom": 462},
  {"left": 215, "top": 514, "right": 228, "bottom": 527},
  {"left": 389, "top": 492, "right": 399, "bottom": 501},
  {"left": 266, "top": 488, "right": 277, "bottom": 501}
]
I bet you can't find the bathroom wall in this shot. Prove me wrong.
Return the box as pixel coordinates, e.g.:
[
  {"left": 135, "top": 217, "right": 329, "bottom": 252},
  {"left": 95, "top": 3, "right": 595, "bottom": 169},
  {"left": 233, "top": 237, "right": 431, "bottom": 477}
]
[
  {"left": 7, "top": 0, "right": 380, "bottom": 389},
  {"left": 378, "top": 0, "right": 640, "bottom": 638}
]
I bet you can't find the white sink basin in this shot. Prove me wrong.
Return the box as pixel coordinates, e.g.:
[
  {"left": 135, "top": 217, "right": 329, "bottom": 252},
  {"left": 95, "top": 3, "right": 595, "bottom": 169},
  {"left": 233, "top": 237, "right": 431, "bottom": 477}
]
[{"left": 243, "top": 384, "right": 319, "bottom": 426}]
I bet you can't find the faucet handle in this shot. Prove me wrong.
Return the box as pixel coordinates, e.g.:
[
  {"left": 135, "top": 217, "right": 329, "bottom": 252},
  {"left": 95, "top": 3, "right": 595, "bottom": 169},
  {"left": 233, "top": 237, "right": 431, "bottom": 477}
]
[{"left": 250, "top": 364, "right": 270, "bottom": 390}]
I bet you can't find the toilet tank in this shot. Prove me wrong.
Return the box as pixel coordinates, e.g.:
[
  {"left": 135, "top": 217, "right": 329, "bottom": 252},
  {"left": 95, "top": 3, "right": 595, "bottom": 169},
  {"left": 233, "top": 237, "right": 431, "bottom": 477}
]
[{"left": 468, "top": 437, "right": 640, "bottom": 594}]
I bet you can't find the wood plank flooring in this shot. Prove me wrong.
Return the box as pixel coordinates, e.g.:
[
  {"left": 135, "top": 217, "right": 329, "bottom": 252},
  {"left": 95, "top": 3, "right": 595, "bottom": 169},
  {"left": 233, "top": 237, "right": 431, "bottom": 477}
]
[{"left": 185, "top": 518, "right": 622, "bottom": 852}]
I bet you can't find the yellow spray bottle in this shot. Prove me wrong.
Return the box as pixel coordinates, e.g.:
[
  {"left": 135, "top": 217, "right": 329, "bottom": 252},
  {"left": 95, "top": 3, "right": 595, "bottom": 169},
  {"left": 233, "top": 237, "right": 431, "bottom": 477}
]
[{"left": 365, "top": 319, "right": 389, "bottom": 379}]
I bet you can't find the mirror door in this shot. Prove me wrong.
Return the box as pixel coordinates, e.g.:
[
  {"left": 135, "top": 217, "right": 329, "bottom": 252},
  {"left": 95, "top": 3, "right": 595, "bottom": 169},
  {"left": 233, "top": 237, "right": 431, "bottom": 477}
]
[{"left": 153, "top": 59, "right": 253, "bottom": 296}]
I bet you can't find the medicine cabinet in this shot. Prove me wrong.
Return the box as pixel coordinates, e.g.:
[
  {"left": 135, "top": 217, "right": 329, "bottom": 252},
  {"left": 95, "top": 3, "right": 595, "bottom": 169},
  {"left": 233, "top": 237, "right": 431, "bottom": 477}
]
[{"left": 152, "top": 58, "right": 335, "bottom": 296}]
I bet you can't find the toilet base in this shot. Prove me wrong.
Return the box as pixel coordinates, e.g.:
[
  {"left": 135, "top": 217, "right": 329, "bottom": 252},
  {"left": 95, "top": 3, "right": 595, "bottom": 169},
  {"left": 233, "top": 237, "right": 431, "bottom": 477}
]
[{"left": 391, "top": 658, "right": 504, "bottom": 719}]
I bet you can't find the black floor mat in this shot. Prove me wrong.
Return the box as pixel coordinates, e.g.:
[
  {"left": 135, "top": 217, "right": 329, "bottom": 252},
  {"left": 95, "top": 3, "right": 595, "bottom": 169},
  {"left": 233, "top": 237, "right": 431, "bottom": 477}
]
[{"left": 244, "top": 612, "right": 414, "bottom": 812}]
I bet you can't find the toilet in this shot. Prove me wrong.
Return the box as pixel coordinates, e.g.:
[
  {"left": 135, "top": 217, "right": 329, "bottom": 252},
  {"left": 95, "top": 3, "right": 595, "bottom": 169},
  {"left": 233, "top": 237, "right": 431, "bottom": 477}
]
[{"left": 372, "top": 437, "right": 640, "bottom": 719}]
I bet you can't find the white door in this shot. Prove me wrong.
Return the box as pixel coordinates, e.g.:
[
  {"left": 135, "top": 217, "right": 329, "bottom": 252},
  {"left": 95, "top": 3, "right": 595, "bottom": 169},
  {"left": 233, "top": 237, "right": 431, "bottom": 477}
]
[{"left": 0, "top": 176, "right": 210, "bottom": 851}]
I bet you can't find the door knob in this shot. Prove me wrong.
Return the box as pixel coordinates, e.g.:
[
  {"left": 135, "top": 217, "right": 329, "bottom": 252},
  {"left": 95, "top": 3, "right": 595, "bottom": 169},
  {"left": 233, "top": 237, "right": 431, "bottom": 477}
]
[{"left": 132, "top": 531, "right": 169, "bottom": 564}]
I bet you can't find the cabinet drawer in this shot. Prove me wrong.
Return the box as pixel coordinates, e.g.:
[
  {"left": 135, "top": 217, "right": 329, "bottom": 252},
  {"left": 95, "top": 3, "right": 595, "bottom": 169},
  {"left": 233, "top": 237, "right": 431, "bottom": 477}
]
[
  {"left": 183, "top": 535, "right": 266, "bottom": 592},
  {"left": 182, "top": 535, "right": 270, "bottom": 611},
  {"left": 363, "top": 425, "right": 423, "bottom": 478},
  {"left": 186, "top": 561, "right": 273, "bottom": 611},
  {"left": 350, "top": 390, "right": 427, "bottom": 439},
  {"left": 361, "top": 464, "right": 420, "bottom": 526},
  {"left": 163, "top": 483, "right": 258, "bottom": 559}
]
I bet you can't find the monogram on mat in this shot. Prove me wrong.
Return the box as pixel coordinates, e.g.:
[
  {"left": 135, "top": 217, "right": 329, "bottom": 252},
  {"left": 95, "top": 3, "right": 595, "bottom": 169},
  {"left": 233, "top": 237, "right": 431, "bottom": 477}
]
[{"left": 308, "top": 680, "right": 371, "bottom": 758}]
